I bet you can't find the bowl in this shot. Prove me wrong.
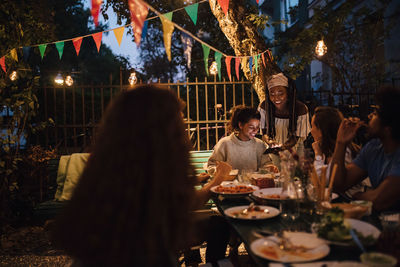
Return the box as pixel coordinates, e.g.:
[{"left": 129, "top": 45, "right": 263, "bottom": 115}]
[
  {"left": 330, "top": 203, "right": 368, "bottom": 219},
  {"left": 360, "top": 252, "right": 397, "bottom": 267}
]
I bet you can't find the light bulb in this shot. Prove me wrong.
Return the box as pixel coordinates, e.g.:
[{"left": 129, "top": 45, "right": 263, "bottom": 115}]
[
  {"left": 9, "top": 71, "right": 17, "bottom": 81},
  {"left": 128, "top": 72, "right": 138, "bottom": 86},
  {"left": 209, "top": 61, "right": 218, "bottom": 76},
  {"left": 315, "top": 40, "right": 327, "bottom": 57},
  {"left": 54, "top": 73, "right": 64, "bottom": 85},
  {"left": 65, "top": 75, "right": 74, "bottom": 86}
]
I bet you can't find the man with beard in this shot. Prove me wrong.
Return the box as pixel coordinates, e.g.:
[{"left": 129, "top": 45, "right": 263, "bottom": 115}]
[{"left": 331, "top": 86, "right": 400, "bottom": 211}]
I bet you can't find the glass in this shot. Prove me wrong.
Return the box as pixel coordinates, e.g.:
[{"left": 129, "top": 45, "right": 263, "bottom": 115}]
[
  {"left": 379, "top": 212, "right": 400, "bottom": 231},
  {"left": 238, "top": 169, "right": 252, "bottom": 184}
]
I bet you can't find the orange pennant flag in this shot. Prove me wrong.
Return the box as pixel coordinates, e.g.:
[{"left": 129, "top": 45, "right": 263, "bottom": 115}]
[
  {"left": 73, "top": 37, "right": 83, "bottom": 56},
  {"left": 235, "top": 57, "right": 240, "bottom": 80},
  {"left": 92, "top": 32, "right": 102, "bottom": 52},
  {"left": 261, "top": 52, "right": 266, "bottom": 68},
  {"left": 217, "top": 0, "right": 229, "bottom": 16},
  {"left": 91, "top": 0, "right": 103, "bottom": 27},
  {"left": 0, "top": 56, "right": 6, "bottom": 73},
  {"left": 128, "top": 0, "right": 148, "bottom": 47},
  {"left": 225, "top": 56, "right": 232, "bottom": 82},
  {"left": 113, "top": 26, "right": 125, "bottom": 46}
]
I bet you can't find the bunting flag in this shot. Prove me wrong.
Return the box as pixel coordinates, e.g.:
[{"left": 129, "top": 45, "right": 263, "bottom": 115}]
[
  {"left": 23, "top": 47, "right": 30, "bottom": 61},
  {"left": 254, "top": 55, "right": 259, "bottom": 74},
  {"left": 160, "top": 12, "right": 174, "bottom": 61},
  {"left": 256, "top": 0, "right": 259, "bottom": 4},
  {"left": 128, "top": 0, "right": 149, "bottom": 47},
  {"left": 142, "top": 20, "right": 148, "bottom": 42},
  {"left": 91, "top": 0, "right": 103, "bottom": 27},
  {"left": 235, "top": 57, "right": 240, "bottom": 80},
  {"left": 10, "top": 48, "right": 18, "bottom": 62},
  {"left": 72, "top": 37, "right": 83, "bottom": 56},
  {"left": 113, "top": 26, "right": 125, "bottom": 46},
  {"left": 241, "top": 57, "right": 247, "bottom": 77},
  {"left": 214, "top": 51, "right": 222, "bottom": 81},
  {"left": 181, "top": 33, "right": 193, "bottom": 69},
  {"left": 267, "top": 49, "right": 273, "bottom": 61},
  {"left": 249, "top": 56, "right": 253, "bottom": 76},
  {"left": 217, "top": 0, "right": 229, "bottom": 16},
  {"left": 225, "top": 56, "right": 232, "bottom": 81},
  {"left": 38, "top": 44, "right": 47, "bottom": 60},
  {"left": 92, "top": 32, "right": 103, "bottom": 52},
  {"left": 0, "top": 56, "right": 5, "bottom": 73},
  {"left": 184, "top": 2, "right": 198, "bottom": 25},
  {"left": 261, "top": 52, "right": 266, "bottom": 68},
  {"left": 55, "top": 42, "right": 64, "bottom": 59},
  {"left": 202, "top": 44, "right": 210, "bottom": 76}
]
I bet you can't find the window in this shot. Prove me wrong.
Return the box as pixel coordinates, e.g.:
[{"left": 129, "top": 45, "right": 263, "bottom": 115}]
[{"left": 285, "top": 0, "right": 299, "bottom": 26}]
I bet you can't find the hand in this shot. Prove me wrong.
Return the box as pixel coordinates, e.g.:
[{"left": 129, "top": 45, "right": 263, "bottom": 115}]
[
  {"left": 336, "top": 117, "right": 364, "bottom": 145},
  {"left": 197, "top": 172, "right": 210, "bottom": 183},
  {"left": 312, "top": 141, "right": 322, "bottom": 156},
  {"left": 213, "top": 161, "right": 232, "bottom": 184}
]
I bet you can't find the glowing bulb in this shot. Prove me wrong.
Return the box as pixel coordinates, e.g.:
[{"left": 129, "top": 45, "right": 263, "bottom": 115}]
[
  {"left": 54, "top": 73, "right": 64, "bottom": 85},
  {"left": 65, "top": 75, "right": 74, "bottom": 86},
  {"left": 315, "top": 40, "right": 327, "bottom": 57},
  {"left": 128, "top": 72, "right": 137, "bottom": 86},
  {"left": 209, "top": 61, "right": 218, "bottom": 76},
  {"left": 9, "top": 71, "right": 17, "bottom": 81}
]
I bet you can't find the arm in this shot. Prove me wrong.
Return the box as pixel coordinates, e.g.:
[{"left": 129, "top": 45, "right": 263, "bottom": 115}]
[{"left": 353, "top": 176, "right": 400, "bottom": 211}]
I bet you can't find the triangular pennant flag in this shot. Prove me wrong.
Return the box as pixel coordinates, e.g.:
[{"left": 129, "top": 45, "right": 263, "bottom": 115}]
[
  {"left": 261, "top": 52, "right": 266, "bottom": 68},
  {"left": 10, "top": 48, "right": 18, "bottom": 62},
  {"left": 38, "top": 44, "right": 47, "bottom": 60},
  {"left": 225, "top": 56, "right": 232, "bottom": 81},
  {"left": 23, "top": 47, "right": 30, "bottom": 61},
  {"left": 256, "top": 0, "right": 259, "bottom": 4},
  {"left": 181, "top": 33, "right": 193, "bottom": 69},
  {"left": 128, "top": 0, "right": 149, "bottom": 47},
  {"left": 73, "top": 37, "right": 83, "bottom": 56},
  {"left": 215, "top": 51, "right": 222, "bottom": 81},
  {"left": 235, "top": 57, "right": 240, "bottom": 80},
  {"left": 217, "top": 0, "right": 229, "bottom": 16},
  {"left": 241, "top": 57, "right": 247, "bottom": 77},
  {"left": 184, "top": 3, "right": 198, "bottom": 25},
  {"left": 55, "top": 42, "right": 64, "bottom": 59},
  {"left": 141, "top": 20, "right": 148, "bottom": 42},
  {"left": 160, "top": 12, "right": 174, "bottom": 61},
  {"left": 0, "top": 56, "right": 6, "bottom": 73},
  {"left": 255, "top": 55, "right": 259, "bottom": 74},
  {"left": 267, "top": 49, "right": 273, "bottom": 62},
  {"left": 249, "top": 56, "right": 253, "bottom": 76},
  {"left": 113, "top": 26, "right": 125, "bottom": 46},
  {"left": 91, "top": 0, "right": 103, "bottom": 27},
  {"left": 202, "top": 44, "right": 210, "bottom": 76},
  {"left": 92, "top": 32, "right": 103, "bottom": 52}
]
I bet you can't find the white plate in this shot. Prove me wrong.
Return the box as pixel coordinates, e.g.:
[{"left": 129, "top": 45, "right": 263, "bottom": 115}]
[
  {"left": 253, "top": 188, "right": 339, "bottom": 201},
  {"left": 224, "top": 205, "right": 280, "bottom": 220},
  {"left": 210, "top": 183, "right": 259, "bottom": 196},
  {"left": 250, "top": 232, "right": 330, "bottom": 263}
]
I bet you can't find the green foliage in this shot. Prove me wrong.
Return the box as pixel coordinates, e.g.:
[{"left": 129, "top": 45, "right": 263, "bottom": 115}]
[{"left": 247, "top": 13, "right": 286, "bottom": 31}]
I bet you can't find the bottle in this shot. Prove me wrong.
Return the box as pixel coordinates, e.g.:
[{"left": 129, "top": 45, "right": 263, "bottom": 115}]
[{"left": 279, "top": 151, "right": 299, "bottom": 220}]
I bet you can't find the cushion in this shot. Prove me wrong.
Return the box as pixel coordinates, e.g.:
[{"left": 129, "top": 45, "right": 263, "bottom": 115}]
[
  {"left": 54, "top": 155, "right": 71, "bottom": 201},
  {"left": 60, "top": 153, "right": 90, "bottom": 201}
]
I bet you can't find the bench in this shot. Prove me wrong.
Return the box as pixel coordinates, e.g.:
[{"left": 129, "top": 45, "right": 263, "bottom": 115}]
[{"left": 189, "top": 150, "right": 213, "bottom": 174}]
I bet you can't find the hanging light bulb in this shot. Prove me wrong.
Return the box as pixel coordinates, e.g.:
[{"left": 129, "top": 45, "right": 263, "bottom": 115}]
[
  {"left": 128, "top": 71, "right": 138, "bottom": 86},
  {"left": 54, "top": 73, "right": 64, "bottom": 85},
  {"left": 65, "top": 75, "right": 74, "bottom": 86},
  {"left": 315, "top": 40, "right": 327, "bottom": 57},
  {"left": 9, "top": 71, "right": 18, "bottom": 81},
  {"left": 209, "top": 61, "right": 218, "bottom": 76}
]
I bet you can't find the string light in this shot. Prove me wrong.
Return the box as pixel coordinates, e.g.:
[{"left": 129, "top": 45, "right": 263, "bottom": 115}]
[
  {"left": 128, "top": 71, "right": 138, "bottom": 86},
  {"left": 315, "top": 40, "right": 327, "bottom": 57},
  {"left": 54, "top": 73, "right": 64, "bottom": 85},
  {"left": 65, "top": 75, "right": 74, "bottom": 86},
  {"left": 209, "top": 61, "right": 218, "bottom": 76},
  {"left": 9, "top": 71, "right": 18, "bottom": 81}
]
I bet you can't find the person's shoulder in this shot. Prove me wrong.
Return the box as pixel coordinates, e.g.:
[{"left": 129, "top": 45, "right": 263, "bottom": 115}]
[
  {"left": 295, "top": 101, "right": 308, "bottom": 116},
  {"left": 253, "top": 137, "right": 265, "bottom": 145},
  {"left": 360, "top": 138, "right": 382, "bottom": 153}
]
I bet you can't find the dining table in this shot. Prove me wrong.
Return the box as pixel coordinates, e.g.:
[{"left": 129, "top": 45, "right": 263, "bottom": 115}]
[{"left": 211, "top": 192, "right": 384, "bottom": 266}]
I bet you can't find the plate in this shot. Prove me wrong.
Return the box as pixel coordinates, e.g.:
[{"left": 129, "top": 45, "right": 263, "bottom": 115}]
[
  {"left": 251, "top": 232, "right": 330, "bottom": 263},
  {"left": 224, "top": 205, "right": 280, "bottom": 220},
  {"left": 210, "top": 183, "right": 259, "bottom": 196},
  {"left": 253, "top": 188, "right": 339, "bottom": 201}
]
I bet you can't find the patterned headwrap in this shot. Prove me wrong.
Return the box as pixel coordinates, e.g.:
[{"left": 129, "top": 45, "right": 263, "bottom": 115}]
[{"left": 267, "top": 73, "right": 288, "bottom": 90}]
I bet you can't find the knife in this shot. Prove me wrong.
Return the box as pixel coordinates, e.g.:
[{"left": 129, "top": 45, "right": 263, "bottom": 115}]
[{"left": 349, "top": 228, "right": 366, "bottom": 253}]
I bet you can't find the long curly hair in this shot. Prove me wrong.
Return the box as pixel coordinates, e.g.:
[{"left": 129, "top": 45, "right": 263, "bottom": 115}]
[
  {"left": 228, "top": 105, "right": 260, "bottom": 133},
  {"left": 52, "top": 85, "right": 196, "bottom": 266}
]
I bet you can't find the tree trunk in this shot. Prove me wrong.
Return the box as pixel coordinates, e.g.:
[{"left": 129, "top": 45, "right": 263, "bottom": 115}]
[{"left": 209, "top": 0, "right": 277, "bottom": 102}]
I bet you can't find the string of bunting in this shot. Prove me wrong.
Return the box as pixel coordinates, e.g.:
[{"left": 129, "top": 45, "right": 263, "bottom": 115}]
[{"left": 0, "top": 0, "right": 272, "bottom": 82}]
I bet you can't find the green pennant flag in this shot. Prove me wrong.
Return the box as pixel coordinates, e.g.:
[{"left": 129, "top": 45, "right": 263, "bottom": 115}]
[
  {"left": 255, "top": 55, "right": 259, "bottom": 74},
  {"left": 55, "top": 42, "right": 64, "bottom": 59},
  {"left": 202, "top": 44, "right": 210, "bottom": 76},
  {"left": 184, "top": 3, "right": 198, "bottom": 25},
  {"left": 39, "top": 44, "right": 47, "bottom": 59},
  {"left": 163, "top": 11, "right": 173, "bottom": 21},
  {"left": 215, "top": 51, "right": 222, "bottom": 81}
]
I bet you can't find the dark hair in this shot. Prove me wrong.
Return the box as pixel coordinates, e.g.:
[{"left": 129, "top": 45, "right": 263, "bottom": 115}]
[
  {"left": 314, "top": 106, "right": 359, "bottom": 158},
  {"left": 53, "top": 85, "right": 196, "bottom": 266},
  {"left": 229, "top": 105, "right": 260, "bottom": 132},
  {"left": 375, "top": 85, "right": 400, "bottom": 141}
]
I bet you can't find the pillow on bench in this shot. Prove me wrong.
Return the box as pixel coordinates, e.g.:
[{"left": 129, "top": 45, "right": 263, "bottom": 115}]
[{"left": 54, "top": 155, "right": 71, "bottom": 201}]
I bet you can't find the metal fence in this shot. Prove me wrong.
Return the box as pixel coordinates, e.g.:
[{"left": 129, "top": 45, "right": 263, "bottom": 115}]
[{"left": 36, "top": 77, "right": 256, "bottom": 153}]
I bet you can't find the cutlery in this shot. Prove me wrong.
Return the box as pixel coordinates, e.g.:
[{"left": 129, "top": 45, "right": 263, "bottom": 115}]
[{"left": 349, "top": 228, "right": 366, "bottom": 253}]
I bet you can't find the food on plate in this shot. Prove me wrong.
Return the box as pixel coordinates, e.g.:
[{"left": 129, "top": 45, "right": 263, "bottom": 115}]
[
  {"left": 265, "top": 164, "right": 280, "bottom": 173},
  {"left": 231, "top": 205, "right": 270, "bottom": 219},
  {"left": 257, "top": 192, "right": 286, "bottom": 200},
  {"left": 328, "top": 203, "right": 368, "bottom": 219},
  {"left": 317, "top": 208, "right": 376, "bottom": 245},
  {"left": 213, "top": 184, "right": 256, "bottom": 194},
  {"left": 251, "top": 174, "right": 275, "bottom": 188}
]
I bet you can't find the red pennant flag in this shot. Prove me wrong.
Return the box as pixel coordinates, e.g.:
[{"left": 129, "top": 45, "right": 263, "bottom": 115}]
[
  {"left": 267, "top": 50, "right": 273, "bottom": 61},
  {"left": 235, "top": 57, "right": 240, "bottom": 80},
  {"left": 217, "top": 0, "right": 229, "bottom": 16},
  {"left": 225, "top": 56, "right": 232, "bottom": 82},
  {"left": 0, "top": 56, "right": 6, "bottom": 73},
  {"left": 128, "top": 0, "right": 149, "bottom": 47},
  {"left": 91, "top": 0, "right": 103, "bottom": 27},
  {"left": 73, "top": 37, "right": 83, "bottom": 56},
  {"left": 92, "top": 32, "right": 102, "bottom": 52},
  {"left": 256, "top": 0, "right": 259, "bottom": 3},
  {"left": 261, "top": 52, "right": 266, "bottom": 68}
]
